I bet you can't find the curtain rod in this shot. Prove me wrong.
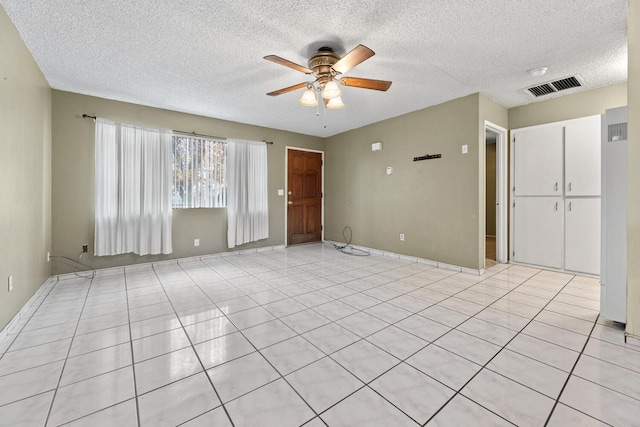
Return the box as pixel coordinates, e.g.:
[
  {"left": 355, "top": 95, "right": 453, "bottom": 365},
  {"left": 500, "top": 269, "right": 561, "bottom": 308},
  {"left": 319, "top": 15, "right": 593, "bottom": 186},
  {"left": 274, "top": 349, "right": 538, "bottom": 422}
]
[{"left": 82, "top": 114, "right": 273, "bottom": 145}]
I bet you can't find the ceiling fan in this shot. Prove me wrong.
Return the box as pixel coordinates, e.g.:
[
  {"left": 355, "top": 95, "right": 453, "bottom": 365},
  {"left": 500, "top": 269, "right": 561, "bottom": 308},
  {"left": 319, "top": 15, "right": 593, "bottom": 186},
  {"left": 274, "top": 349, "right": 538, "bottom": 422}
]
[{"left": 264, "top": 44, "right": 392, "bottom": 109}]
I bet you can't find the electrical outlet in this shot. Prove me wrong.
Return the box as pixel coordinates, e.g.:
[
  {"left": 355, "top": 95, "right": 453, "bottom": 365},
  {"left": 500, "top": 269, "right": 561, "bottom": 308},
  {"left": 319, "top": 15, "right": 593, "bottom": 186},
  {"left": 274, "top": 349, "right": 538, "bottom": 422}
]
[
  {"left": 194, "top": 239, "right": 200, "bottom": 247},
  {"left": 82, "top": 244, "right": 88, "bottom": 253},
  {"left": 47, "top": 252, "right": 50, "bottom": 262},
  {"left": 400, "top": 233, "right": 405, "bottom": 241},
  {"left": 8, "top": 275, "right": 13, "bottom": 292}
]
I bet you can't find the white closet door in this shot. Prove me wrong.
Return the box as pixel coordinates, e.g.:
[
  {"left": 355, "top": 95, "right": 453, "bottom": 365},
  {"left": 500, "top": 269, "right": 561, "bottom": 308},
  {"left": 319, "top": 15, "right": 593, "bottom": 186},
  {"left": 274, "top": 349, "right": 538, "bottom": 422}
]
[
  {"left": 565, "top": 198, "right": 601, "bottom": 275},
  {"left": 565, "top": 116, "right": 601, "bottom": 196},
  {"left": 513, "top": 125, "right": 563, "bottom": 196},
  {"left": 513, "top": 197, "right": 563, "bottom": 268}
]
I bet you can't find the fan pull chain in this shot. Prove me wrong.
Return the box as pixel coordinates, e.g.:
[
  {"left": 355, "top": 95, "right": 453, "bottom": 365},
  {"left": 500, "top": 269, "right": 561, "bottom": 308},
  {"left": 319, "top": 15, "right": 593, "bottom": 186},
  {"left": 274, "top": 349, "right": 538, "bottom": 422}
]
[{"left": 323, "top": 99, "right": 327, "bottom": 128}]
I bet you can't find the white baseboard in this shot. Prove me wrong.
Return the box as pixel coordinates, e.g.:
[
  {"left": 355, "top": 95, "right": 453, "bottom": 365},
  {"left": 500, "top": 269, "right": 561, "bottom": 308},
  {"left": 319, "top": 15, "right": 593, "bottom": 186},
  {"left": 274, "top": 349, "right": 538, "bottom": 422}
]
[
  {"left": 324, "top": 240, "right": 484, "bottom": 275},
  {"left": 55, "top": 244, "right": 289, "bottom": 279},
  {"left": 0, "top": 277, "right": 57, "bottom": 346}
]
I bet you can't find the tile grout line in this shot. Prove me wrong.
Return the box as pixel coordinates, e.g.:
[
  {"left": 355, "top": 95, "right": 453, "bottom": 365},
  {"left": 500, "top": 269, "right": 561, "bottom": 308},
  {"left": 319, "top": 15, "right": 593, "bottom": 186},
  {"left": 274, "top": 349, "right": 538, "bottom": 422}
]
[
  {"left": 7, "top": 245, "right": 607, "bottom": 427},
  {"left": 150, "top": 263, "right": 238, "bottom": 427},
  {"left": 193, "top": 257, "right": 505, "bottom": 425},
  {"left": 296, "top": 266, "right": 514, "bottom": 425},
  {"left": 421, "top": 269, "right": 582, "bottom": 426},
  {"left": 123, "top": 266, "right": 143, "bottom": 427},
  {"left": 159, "top": 256, "right": 516, "bottom": 425},
  {"left": 543, "top": 315, "right": 609, "bottom": 427},
  {"left": 181, "top": 258, "right": 326, "bottom": 425},
  {"left": 42, "top": 274, "right": 97, "bottom": 427},
  {"left": 177, "top": 252, "right": 602, "bottom": 425},
  {"left": 185, "top": 250, "right": 506, "bottom": 426}
]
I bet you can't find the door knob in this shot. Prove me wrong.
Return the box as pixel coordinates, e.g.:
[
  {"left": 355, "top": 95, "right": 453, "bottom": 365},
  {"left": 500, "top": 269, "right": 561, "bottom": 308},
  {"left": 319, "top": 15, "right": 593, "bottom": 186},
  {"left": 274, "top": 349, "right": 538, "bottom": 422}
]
[
  {"left": 288, "top": 191, "right": 292, "bottom": 195},
  {"left": 288, "top": 201, "right": 293, "bottom": 205}
]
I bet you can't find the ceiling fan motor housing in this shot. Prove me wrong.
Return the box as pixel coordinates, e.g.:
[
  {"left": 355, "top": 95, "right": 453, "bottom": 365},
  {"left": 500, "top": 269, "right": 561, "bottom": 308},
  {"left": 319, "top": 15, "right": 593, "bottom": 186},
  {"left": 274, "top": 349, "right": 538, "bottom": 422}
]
[{"left": 308, "top": 47, "right": 339, "bottom": 85}]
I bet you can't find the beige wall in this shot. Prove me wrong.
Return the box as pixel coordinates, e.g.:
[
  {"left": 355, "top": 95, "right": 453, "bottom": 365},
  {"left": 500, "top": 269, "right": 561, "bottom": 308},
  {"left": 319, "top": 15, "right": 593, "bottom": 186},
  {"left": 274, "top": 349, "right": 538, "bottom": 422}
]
[
  {"left": 627, "top": 0, "right": 640, "bottom": 338},
  {"left": 325, "top": 93, "right": 493, "bottom": 270},
  {"left": 51, "top": 91, "right": 324, "bottom": 275},
  {"left": 509, "top": 83, "right": 628, "bottom": 129},
  {"left": 0, "top": 7, "right": 52, "bottom": 330},
  {"left": 485, "top": 142, "right": 497, "bottom": 236}
]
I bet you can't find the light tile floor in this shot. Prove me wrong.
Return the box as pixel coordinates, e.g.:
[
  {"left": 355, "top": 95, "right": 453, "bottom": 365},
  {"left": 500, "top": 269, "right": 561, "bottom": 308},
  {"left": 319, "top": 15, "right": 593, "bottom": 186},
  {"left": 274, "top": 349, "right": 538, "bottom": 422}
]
[{"left": 1, "top": 243, "right": 639, "bottom": 426}]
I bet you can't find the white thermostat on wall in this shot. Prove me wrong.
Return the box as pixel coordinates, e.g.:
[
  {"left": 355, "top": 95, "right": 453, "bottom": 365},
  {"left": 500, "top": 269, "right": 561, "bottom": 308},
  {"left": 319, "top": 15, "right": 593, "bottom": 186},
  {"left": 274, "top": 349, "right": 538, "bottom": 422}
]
[{"left": 372, "top": 142, "right": 383, "bottom": 151}]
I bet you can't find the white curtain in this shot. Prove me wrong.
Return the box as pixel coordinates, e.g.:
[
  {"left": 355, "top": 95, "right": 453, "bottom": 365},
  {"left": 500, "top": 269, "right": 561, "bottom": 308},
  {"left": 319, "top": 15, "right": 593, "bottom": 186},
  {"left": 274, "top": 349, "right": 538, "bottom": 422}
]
[
  {"left": 95, "top": 118, "right": 173, "bottom": 256},
  {"left": 226, "top": 139, "right": 269, "bottom": 248}
]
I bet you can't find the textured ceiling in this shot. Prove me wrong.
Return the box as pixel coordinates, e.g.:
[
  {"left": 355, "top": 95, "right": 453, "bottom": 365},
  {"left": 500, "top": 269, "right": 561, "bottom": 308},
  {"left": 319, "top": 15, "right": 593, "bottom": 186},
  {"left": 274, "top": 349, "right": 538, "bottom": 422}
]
[{"left": 1, "top": 0, "right": 628, "bottom": 137}]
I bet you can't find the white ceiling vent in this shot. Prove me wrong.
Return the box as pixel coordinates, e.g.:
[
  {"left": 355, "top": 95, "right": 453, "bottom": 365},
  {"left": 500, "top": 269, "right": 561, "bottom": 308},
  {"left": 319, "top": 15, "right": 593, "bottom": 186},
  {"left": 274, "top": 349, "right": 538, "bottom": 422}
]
[{"left": 525, "top": 75, "right": 583, "bottom": 98}]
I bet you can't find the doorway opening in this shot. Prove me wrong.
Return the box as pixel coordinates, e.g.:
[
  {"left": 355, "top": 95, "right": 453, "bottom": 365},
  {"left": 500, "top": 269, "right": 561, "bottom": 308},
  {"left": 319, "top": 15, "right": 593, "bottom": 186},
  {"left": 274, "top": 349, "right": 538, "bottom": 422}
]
[
  {"left": 485, "top": 122, "right": 508, "bottom": 268},
  {"left": 285, "top": 147, "right": 324, "bottom": 246}
]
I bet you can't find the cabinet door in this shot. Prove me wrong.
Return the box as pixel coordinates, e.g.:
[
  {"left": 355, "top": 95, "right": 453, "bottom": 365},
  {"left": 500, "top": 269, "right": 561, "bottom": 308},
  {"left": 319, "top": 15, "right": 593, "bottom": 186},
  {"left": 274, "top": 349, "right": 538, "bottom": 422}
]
[
  {"left": 565, "top": 198, "right": 601, "bottom": 275},
  {"left": 513, "top": 197, "right": 563, "bottom": 268},
  {"left": 513, "top": 125, "right": 564, "bottom": 196},
  {"left": 565, "top": 116, "right": 601, "bottom": 196}
]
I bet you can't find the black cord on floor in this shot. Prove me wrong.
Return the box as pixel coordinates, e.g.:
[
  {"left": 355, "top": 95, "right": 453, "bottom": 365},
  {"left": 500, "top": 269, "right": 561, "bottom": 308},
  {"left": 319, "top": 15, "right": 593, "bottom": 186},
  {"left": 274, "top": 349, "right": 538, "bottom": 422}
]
[
  {"left": 50, "top": 255, "right": 96, "bottom": 279},
  {"left": 332, "top": 226, "right": 370, "bottom": 256}
]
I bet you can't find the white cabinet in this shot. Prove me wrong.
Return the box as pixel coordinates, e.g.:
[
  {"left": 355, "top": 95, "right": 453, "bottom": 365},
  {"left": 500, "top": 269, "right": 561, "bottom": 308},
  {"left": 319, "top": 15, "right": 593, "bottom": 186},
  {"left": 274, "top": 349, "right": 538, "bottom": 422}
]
[
  {"left": 510, "top": 115, "right": 601, "bottom": 275},
  {"left": 514, "top": 125, "right": 564, "bottom": 196},
  {"left": 565, "top": 198, "right": 601, "bottom": 275},
  {"left": 565, "top": 117, "right": 601, "bottom": 196},
  {"left": 513, "top": 197, "right": 563, "bottom": 269}
]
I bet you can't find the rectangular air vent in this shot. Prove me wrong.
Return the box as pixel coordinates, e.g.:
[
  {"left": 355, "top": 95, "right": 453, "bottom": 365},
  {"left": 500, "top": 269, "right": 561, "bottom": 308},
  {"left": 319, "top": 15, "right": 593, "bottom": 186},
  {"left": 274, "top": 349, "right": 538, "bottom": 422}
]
[
  {"left": 525, "top": 75, "right": 583, "bottom": 98},
  {"left": 527, "top": 83, "right": 555, "bottom": 97},
  {"left": 608, "top": 123, "right": 627, "bottom": 142},
  {"left": 551, "top": 76, "right": 581, "bottom": 91}
]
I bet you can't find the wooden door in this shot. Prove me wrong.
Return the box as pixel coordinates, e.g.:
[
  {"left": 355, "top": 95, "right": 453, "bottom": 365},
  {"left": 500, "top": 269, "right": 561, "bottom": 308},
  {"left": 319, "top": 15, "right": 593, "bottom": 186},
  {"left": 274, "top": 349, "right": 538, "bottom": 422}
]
[
  {"left": 287, "top": 149, "right": 322, "bottom": 245},
  {"left": 513, "top": 125, "right": 563, "bottom": 196}
]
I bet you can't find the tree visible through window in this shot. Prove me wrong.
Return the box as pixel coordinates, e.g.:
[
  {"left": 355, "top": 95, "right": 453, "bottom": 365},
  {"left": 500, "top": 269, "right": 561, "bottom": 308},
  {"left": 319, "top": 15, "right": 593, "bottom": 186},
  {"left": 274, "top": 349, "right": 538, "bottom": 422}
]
[{"left": 172, "top": 135, "right": 226, "bottom": 208}]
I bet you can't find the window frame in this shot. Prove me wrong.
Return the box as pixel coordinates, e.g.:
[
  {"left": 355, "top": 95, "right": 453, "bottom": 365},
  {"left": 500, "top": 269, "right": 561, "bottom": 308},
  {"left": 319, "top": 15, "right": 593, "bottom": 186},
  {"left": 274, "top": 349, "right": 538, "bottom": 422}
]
[{"left": 171, "top": 134, "right": 227, "bottom": 209}]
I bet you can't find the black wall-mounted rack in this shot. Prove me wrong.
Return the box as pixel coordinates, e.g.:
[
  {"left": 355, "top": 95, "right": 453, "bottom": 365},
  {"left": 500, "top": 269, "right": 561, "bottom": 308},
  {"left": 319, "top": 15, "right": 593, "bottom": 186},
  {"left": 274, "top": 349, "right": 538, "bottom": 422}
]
[{"left": 413, "top": 154, "right": 442, "bottom": 161}]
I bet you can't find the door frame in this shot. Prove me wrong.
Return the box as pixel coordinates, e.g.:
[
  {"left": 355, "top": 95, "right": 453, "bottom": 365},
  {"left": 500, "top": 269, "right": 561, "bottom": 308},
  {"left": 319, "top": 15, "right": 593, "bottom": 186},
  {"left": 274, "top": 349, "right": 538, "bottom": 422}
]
[
  {"left": 484, "top": 121, "right": 508, "bottom": 264},
  {"left": 284, "top": 146, "right": 325, "bottom": 247}
]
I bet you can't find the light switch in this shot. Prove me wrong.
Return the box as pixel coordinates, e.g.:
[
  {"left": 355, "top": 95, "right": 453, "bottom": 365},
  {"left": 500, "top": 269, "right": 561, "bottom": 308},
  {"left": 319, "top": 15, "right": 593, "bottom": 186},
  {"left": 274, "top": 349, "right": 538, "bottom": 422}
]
[
  {"left": 386, "top": 166, "right": 393, "bottom": 175},
  {"left": 462, "top": 145, "right": 468, "bottom": 154},
  {"left": 277, "top": 189, "right": 284, "bottom": 196}
]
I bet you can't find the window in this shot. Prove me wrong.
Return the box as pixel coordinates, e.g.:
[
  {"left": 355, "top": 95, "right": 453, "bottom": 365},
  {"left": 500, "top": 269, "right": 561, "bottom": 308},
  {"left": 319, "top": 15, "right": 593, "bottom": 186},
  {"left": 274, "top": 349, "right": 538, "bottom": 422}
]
[{"left": 172, "top": 135, "right": 226, "bottom": 208}]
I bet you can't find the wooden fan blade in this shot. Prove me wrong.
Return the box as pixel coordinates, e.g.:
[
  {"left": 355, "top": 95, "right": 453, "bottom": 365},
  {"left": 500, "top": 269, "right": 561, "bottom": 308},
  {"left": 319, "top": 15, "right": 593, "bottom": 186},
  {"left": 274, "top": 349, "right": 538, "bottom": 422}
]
[
  {"left": 339, "top": 77, "right": 392, "bottom": 91},
  {"left": 332, "top": 44, "right": 375, "bottom": 74},
  {"left": 266, "top": 82, "right": 308, "bottom": 96},
  {"left": 264, "top": 55, "right": 313, "bottom": 74}
]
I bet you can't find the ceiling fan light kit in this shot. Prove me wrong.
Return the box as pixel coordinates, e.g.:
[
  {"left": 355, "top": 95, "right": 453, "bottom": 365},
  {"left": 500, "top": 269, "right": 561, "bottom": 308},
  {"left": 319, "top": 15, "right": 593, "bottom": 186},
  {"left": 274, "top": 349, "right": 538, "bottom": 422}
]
[
  {"left": 265, "top": 44, "right": 392, "bottom": 113},
  {"left": 299, "top": 88, "right": 318, "bottom": 106},
  {"left": 321, "top": 81, "right": 341, "bottom": 99},
  {"left": 326, "top": 96, "right": 345, "bottom": 109}
]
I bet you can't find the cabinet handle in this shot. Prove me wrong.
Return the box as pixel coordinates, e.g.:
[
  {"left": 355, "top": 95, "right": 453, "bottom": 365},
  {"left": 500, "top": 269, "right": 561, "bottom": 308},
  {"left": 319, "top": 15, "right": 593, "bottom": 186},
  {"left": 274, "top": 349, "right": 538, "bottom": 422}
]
[
  {"left": 554, "top": 182, "right": 558, "bottom": 191},
  {"left": 554, "top": 202, "right": 558, "bottom": 211},
  {"left": 569, "top": 202, "right": 572, "bottom": 211},
  {"left": 568, "top": 182, "right": 572, "bottom": 192}
]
